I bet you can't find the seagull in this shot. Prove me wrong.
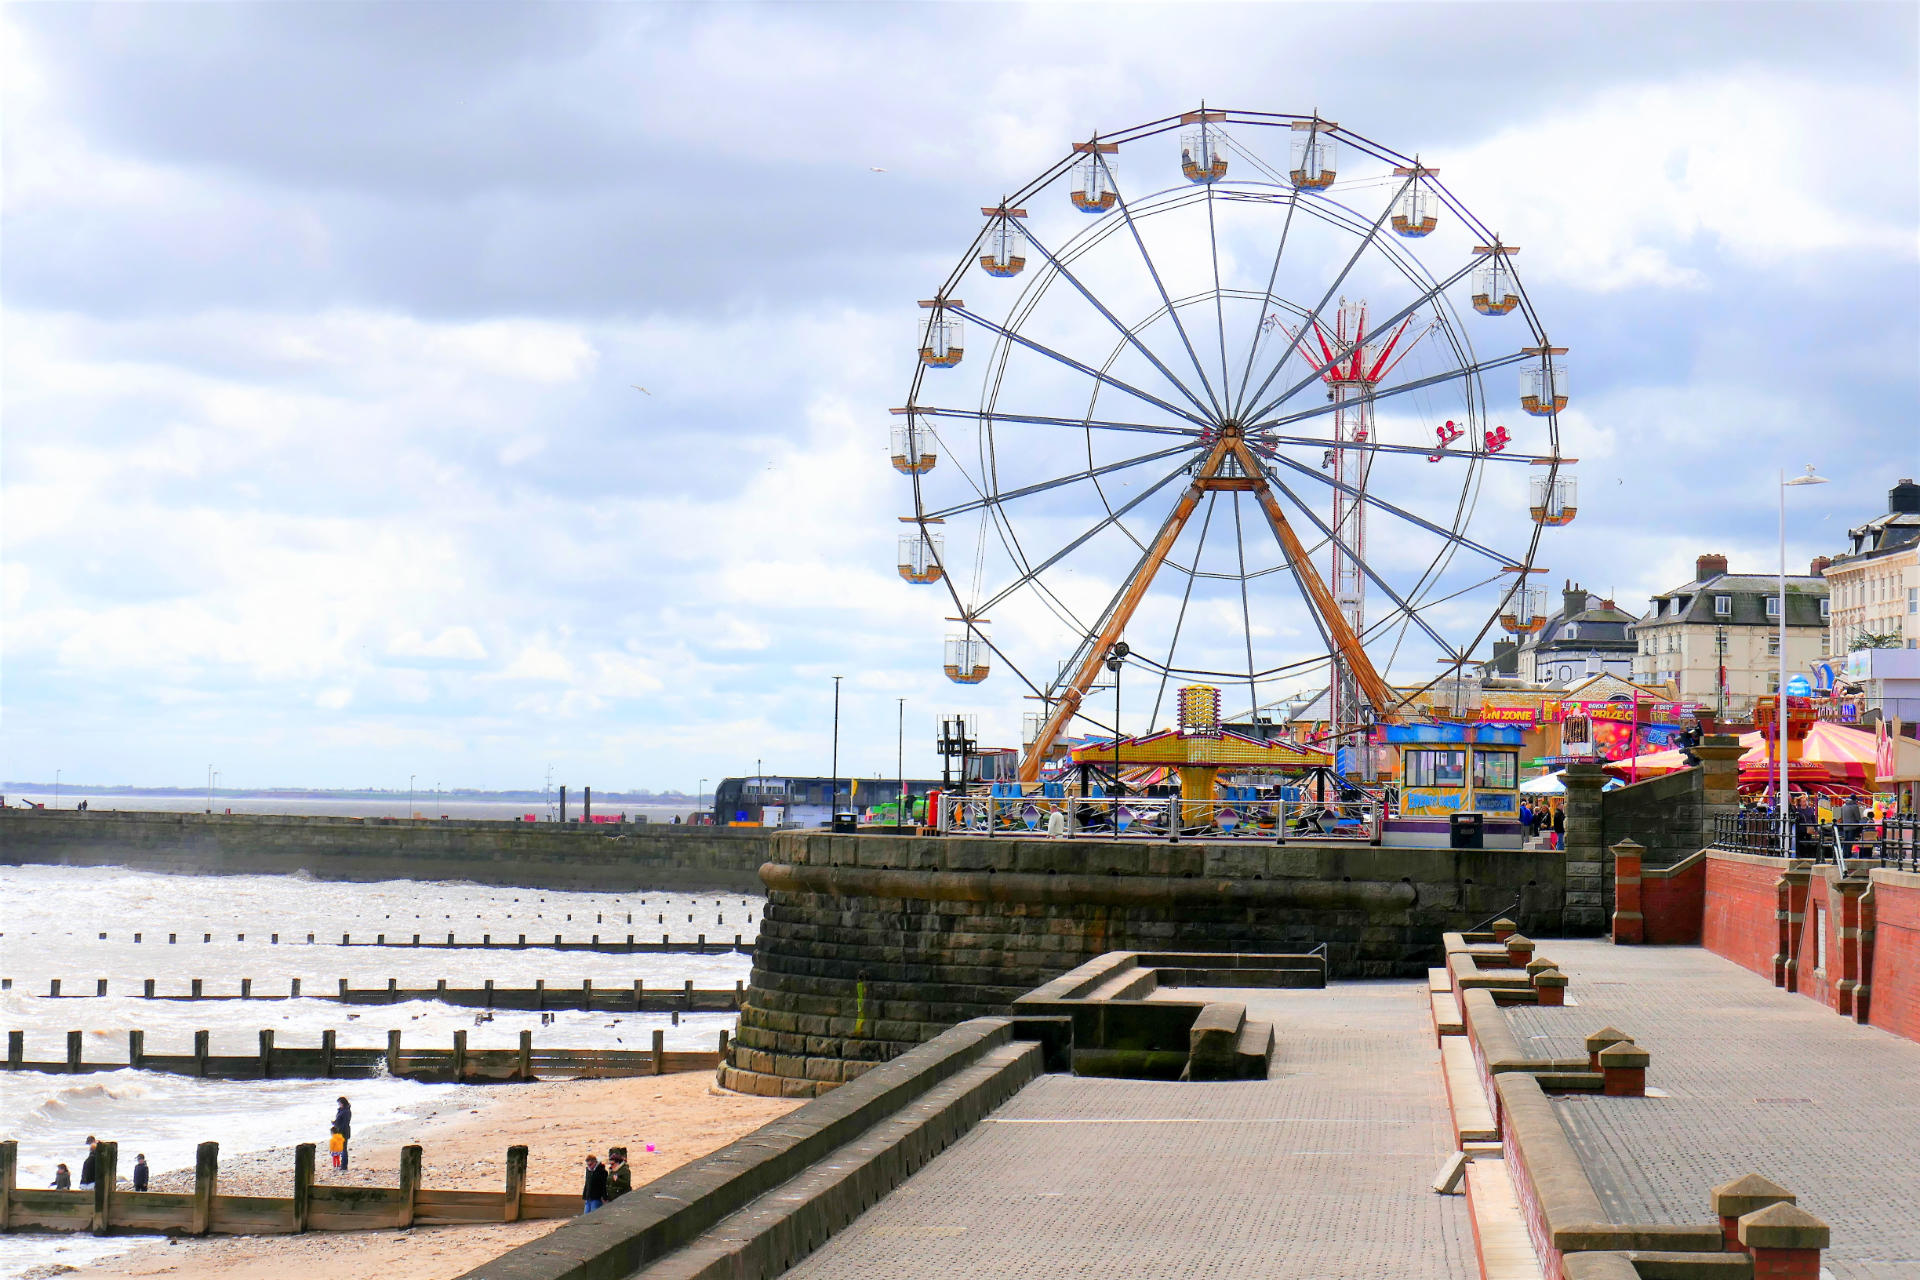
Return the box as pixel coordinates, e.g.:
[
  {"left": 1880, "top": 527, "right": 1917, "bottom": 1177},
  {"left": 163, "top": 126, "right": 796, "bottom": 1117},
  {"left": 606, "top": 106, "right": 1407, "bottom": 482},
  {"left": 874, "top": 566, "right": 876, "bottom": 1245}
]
[
  {"left": 631, "top": 385, "right": 652, "bottom": 396},
  {"left": 869, "top": 167, "right": 887, "bottom": 173}
]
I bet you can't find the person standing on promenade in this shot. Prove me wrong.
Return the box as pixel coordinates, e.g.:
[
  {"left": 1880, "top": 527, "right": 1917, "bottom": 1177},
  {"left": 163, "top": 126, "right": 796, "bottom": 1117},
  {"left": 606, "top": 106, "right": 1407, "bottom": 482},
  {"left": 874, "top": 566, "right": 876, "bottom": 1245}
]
[
  {"left": 581, "top": 1154, "right": 608, "bottom": 1213},
  {"left": 1550, "top": 803, "right": 1566, "bottom": 850},
  {"left": 606, "top": 1150, "right": 631, "bottom": 1201},
  {"left": 333, "top": 1097, "right": 352, "bottom": 1170},
  {"left": 79, "top": 1137, "right": 98, "bottom": 1188},
  {"left": 132, "top": 1153, "right": 149, "bottom": 1191}
]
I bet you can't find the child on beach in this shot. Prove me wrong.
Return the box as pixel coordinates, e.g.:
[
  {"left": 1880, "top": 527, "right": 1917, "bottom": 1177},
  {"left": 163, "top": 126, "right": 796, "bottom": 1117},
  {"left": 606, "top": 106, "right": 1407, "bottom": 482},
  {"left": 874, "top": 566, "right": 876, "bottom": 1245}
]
[{"left": 329, "top": 1126, "right": 346, "bottom": 1169}]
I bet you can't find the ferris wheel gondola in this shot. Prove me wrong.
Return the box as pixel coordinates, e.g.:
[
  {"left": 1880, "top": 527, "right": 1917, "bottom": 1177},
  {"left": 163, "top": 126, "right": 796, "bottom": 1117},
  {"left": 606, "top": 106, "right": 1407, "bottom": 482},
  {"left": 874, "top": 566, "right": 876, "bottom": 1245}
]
[{"left": 894, "top": 106, "right": 1576, "bottom": 782}]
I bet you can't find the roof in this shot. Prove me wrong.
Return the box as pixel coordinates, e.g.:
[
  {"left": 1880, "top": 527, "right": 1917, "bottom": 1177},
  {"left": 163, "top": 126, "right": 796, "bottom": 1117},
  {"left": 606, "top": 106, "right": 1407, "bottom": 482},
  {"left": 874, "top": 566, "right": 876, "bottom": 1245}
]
[
  {"left": 1828, "top": 509, "right": 1920, "bottom": 568},
  {"left": 1519, "top": 591, "right": 1640, "bottom": 656},
  {"left": 1636, "top": 572, "right": 1827, "bottom": 629}
]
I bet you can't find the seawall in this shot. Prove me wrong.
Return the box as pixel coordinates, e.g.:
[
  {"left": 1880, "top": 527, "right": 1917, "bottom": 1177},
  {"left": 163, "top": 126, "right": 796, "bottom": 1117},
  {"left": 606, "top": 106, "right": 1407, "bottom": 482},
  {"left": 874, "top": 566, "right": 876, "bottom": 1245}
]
[
  {"left": 0, "top": 809, "right": 771, "bottom": 892},
  {"left": 721, "top": 830, "right": 1564, "bottom": 1096}
]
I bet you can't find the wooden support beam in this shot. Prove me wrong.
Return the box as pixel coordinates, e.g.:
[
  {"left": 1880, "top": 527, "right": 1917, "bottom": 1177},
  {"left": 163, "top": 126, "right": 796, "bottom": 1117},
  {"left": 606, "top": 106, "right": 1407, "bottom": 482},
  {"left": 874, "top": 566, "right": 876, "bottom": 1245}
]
[{"left": 293, "top": 1143, "right": 314, "bottom": 1232}]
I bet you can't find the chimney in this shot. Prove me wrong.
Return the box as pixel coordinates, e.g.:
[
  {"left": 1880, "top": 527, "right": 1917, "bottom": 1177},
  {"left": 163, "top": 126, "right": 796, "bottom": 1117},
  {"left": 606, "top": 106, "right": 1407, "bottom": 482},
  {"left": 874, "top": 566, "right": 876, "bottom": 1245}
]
[
  {"left": 1890, "top": 478, "right": 1920, "bottom": 515},
  {"left": 1563, "top": 582, "right": 1586, "bottom": 620},
  {"left": 1810, "top": 555, "right": 1832, "bottom": 576},
  {"left": 1490, "top": 640, "right": 1518, "bottom": 676},
  {"left": 1695, "top": 553, "right": 1729, "bottom": 582}
]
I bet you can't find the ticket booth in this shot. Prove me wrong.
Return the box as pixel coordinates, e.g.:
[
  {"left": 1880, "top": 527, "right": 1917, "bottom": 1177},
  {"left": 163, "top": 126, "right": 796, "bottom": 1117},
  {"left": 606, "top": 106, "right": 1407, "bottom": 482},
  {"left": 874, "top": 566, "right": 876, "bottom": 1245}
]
[{"left": 1381, "top": 723, "right": 1524, "bottom": 849}]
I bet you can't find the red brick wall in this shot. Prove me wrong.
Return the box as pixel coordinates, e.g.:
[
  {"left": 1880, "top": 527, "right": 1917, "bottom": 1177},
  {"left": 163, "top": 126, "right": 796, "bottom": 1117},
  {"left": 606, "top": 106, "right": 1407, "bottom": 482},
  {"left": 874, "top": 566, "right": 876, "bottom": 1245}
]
[
  {"left": 1642, "top": 854, "right": 1706, "bottom": 944},
  {"left": 1797, "top": 876, "right": 1834, "bottom": 1009},
  {"left": 1703, "top": 853, "right": 1782, "bottom": 980},
  {"left": 1869, "top": 873, "right": 1920, "bottom": 1043}
]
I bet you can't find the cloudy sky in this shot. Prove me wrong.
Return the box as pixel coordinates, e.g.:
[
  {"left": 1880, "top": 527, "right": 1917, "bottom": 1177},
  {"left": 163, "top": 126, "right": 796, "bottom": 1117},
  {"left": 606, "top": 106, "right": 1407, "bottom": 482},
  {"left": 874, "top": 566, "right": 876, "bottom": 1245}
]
[{"left": 3, "top": 2, "right": 1915, "bottom": 792}]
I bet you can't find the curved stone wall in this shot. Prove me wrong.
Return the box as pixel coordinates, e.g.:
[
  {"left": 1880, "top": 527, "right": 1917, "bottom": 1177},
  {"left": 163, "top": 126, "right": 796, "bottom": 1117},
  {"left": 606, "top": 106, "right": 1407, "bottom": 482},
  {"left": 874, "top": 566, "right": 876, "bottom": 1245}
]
[{"left": 720, "top": 831, "right": 1563, "bottom": 1097}]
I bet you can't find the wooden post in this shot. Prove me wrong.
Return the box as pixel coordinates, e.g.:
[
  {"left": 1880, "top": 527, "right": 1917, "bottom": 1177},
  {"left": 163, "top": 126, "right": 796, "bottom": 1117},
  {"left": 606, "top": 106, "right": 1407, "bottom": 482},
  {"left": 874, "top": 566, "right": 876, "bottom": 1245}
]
[
  {"left": 129, "top": 1030, "right": 145, "bottom": 1069},
  {"left": 91, "top": 1140, "right": 117, "bottom": 1234},
  {"left": 698, "top": 933, "right": 707, "bottom": 954},
  {"left": 452, "top": 1029, "right": 467, "bottom": 1081},
  {"left": 535, "top": 979, "right": 545, "bottom": 1012},
  {"left": 718, "top": 1029, "right": 730, "bottom": 1057},
  {"left": 50, "top": 978, "right": 61, "bottom": 997},
  {"left": 437, "top": 979, "right": 447, "bottom": 1001},
  {"left": 633, "top": 978, "right": 643, "bottom": 1011},
  {"left": 485, "top": 979, "right": 495, "bottom": 1010},
  {"left": 446, "top": 932, "right": 454, "bottom": 946},
  {"left": 582, "top": 979, "right": 592, "bottom": 1011},
  {"left": 67, "top": 1030, "right": 83, "bottom": 1072},
  {"left": 191, "top": 1142, "right": 218, "bottom": 1235},
  {"left": 0, "top": 1139, "right": 15, "bottom": 1231},
  {"left": 259, "top": 1029, "right": 275, "bottom": 1079},
  {"left": 387, "top": 1030, "right": 402, "bottom": 1076},
  {"left": 397, "top": 1145, "right": 421, "bottom": 1228},
  {"left": 194, "top": 1030, "right": 210, "bottom": 1077},
  {"left": 292, "top": 1143, "right": 314, "bottom": 1232},
  {"left": 191, "top": 979, "right": 203, "bottom": 998},
  {"left": 734, "top": 980, "right": 743, "bottom": 1010},
  {"left": 518, "top": 1030, "right": 533, "bottom": 1081},
  {"left": 503, "top": 1145, "right": 528, "bottom": 1222},
  {"left": 321, "top": 1030, "right": 336, "bottom": 1078},
  {"left": 7, "top": 1030, "right": 22, "bottom": 1070},
  {"left": 97, "top": 979, "right": 108, "bottom": 997},
  {"left": 144, "top": 979, "right": 155, "bottom": 999},
  {"left": 290, "top": 978, "right": 301, "bottom": 999},
  {"left": 683, "top": 979, "right": 694, "bottom": 1009},
  {"left": 387, "top": 978, "right": 398, "bottom": 1003},
  {"left": 652, "top": 1029, "right": 665, "bottom": 1075},
  {"left": 240, "top": 978, "right": 252, "bottom": 999}
]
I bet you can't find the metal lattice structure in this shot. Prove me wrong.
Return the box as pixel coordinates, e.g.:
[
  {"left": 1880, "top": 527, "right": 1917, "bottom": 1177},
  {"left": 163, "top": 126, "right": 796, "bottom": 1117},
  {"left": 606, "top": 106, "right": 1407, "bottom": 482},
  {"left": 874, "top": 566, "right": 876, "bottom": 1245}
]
[{"left": 892, "top": 107, "right": 1576, "bottom": 782}]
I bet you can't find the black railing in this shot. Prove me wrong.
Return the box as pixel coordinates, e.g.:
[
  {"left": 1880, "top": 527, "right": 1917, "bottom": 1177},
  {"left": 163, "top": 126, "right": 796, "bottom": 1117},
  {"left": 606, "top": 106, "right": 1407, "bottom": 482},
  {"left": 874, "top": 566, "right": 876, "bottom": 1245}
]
[{"left": 1712, "top": 812, "right": 1920, "bottom": 870}]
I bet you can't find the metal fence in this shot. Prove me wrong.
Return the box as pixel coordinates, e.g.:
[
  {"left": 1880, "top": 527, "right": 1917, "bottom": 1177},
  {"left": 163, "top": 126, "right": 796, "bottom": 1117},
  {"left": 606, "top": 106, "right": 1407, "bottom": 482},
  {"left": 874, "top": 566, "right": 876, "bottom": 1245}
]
[
  {"left": 935, "top": 794, "right": 1381, "bottom": 843},
  {"left": 1711, "top": 812, "right": 1920, "bottom": 870}
]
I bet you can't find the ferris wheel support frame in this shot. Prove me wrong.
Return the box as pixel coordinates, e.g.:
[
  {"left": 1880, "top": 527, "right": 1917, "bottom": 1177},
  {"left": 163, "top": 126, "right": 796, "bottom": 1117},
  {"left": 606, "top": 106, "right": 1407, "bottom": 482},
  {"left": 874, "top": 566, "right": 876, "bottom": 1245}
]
[{"left": 1014, "top": 428, "right": 1392, "bottom": 783}]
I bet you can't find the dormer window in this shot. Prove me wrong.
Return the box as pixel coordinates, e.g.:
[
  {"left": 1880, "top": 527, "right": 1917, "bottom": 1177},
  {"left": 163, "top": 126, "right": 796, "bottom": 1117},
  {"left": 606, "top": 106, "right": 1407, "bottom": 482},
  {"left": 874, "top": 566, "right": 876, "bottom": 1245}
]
[
  {"left": 1765, "top": 596, "right": 1780, "bottom": 618},
  {"left": 1821, "top": 599, "right": 1831, "bottom": 619},
  {"left": 1714, "top": 595, "right": 1731, "bottom": 616}
]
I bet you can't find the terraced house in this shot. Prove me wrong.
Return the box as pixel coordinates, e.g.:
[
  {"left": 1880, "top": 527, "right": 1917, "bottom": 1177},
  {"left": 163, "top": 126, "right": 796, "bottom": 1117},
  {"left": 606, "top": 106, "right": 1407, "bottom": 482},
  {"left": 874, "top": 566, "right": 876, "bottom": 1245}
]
[
  {"left": 1629, "top": 553, "right": 1828, "bottom": 715},
  {"left": 1822, "top": 477, "right": 1920, "bottom": 651}
]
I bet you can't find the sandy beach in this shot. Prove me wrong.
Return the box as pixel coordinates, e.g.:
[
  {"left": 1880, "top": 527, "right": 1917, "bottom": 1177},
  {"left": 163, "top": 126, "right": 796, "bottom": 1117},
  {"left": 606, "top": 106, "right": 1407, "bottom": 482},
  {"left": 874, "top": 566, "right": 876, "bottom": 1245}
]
[{"left": 51, "top": 1072, "right": 799, "bottom": 1280}]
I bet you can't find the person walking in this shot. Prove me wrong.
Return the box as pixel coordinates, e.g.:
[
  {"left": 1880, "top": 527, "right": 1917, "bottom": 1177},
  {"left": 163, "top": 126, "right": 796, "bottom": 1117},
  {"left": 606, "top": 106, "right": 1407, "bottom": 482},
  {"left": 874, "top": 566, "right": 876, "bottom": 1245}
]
[
  {"left": 1836, "top": 795, "right": 1867, "bottom": 858},
  {"left": 1518, "top": 800, "right": 1534, "bottom": 842},
  {"left": 332, "top": 1097, "right": 352, "bottom": 1170},
  {"left": 132, "top": 1153, "right": 149, "bottom": 1192},
  {"left": 605, "top": 1149, "right": 632, "bottom": 1201},
  {"left": 79, "top": 1137, "right": 98, "bottom": 1188},
  {"left": 581, "top": 1154, "right": 608, "bottom": 1213},
  {"left": 1550, "top": 804, "right": 1566, "bottom": 851}
]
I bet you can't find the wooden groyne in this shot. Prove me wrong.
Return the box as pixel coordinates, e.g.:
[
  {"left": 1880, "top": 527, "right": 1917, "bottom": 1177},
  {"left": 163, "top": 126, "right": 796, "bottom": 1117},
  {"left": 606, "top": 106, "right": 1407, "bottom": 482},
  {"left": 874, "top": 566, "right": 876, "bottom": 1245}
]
[
  {"left": 0, "top": 1139, "right": 579, "bottom": 1237},
  {"left": 2, "top": 1028, "right": 728, "bottom": 1082},
  {"left": 13, "top": 977, "right": 747, "bottom": 1012}
]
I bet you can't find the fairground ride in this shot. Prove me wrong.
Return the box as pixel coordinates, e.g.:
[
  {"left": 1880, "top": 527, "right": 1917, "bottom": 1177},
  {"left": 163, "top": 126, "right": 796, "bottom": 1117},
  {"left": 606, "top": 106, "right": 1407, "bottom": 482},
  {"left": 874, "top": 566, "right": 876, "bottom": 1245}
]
[{"left": 892, "top": 107, "right": 1576, "bottom": 784}]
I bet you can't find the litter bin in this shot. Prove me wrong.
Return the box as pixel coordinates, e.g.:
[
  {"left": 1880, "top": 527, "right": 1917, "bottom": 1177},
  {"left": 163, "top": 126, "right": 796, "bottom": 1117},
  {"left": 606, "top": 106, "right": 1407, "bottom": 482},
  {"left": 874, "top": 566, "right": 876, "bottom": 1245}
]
[
  {"left": 1449, "top": 812, "right": 1484, "bottom": 850},
  {"left": 831, "top": 811, "right": 859, "bottom": 834}
]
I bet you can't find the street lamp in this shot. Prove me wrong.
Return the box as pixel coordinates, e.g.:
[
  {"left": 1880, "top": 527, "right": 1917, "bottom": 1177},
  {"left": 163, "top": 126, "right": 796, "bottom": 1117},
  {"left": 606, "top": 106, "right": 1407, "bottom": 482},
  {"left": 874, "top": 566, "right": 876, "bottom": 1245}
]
[
  {"left": 897, "top": 697, "right": 906, "bottom": 832},
  {"left": 697, "top": 779, "right": 707, "bottom": 823},
  {"left": 1104, "top": 641, "right": 1129, "bottom": 837},
  {"left": 830, "top": 675, "right": 844, "bottom": 816},
  {"left": 207, "top": 764, "right": 215, "bottom": 814},
  {"left": 408, "top": 774, "right": 416, "bottom": 820},
  {"left": 1778, "top": 465, "right": 1827, "bottom": 857},
  {"left": 54, "top": 769, "right": 61, "bottom": 810}
]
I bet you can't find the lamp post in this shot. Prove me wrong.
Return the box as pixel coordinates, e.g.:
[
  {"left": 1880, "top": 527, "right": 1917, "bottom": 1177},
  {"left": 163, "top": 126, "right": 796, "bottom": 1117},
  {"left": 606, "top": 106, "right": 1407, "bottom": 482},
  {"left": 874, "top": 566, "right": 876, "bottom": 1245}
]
[
  {"left": 831, "top": 675, "right": 844, "bottom": 815},
  {"left": 1778, "top": 465, "right": 1827, "bottom": 857},
  {"left": 1104, "top": 642, "right": 1129, "bottom": 836},
  {"left": 54, "top": 769, "right": 61, "bottom": 811},
  {"left": 697, "top": 778, "right": 706, "bottom": 822},
  {"left": 207, "top": 764, "right": 215, "bottom": 815},
  {"left": 896, "top": 697, "right": 906, "bottom": 831},
  {"left": 408, "top": 774, "right": 416, "bottom": 821}
]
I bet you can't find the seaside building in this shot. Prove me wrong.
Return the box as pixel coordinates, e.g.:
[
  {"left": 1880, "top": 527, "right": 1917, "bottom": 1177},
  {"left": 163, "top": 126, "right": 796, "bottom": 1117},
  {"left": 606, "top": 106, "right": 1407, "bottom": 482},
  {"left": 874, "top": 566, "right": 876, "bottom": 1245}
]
[
  {"left": 1629, "top": 553, "right": 1828, "bottom": 717},
  {"left": 1821, "top": 477, "right": 1920, "bottom": 652},
  {"left": 1483, "top": 582, "right": 1638, "bottom": 688}
]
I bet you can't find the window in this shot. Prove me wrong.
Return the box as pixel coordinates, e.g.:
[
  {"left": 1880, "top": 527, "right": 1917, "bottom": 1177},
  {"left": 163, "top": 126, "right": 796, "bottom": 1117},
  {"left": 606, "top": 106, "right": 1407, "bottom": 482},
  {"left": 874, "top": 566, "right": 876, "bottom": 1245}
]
[
  {"left": 1819, "top": 599, "right": 1830, "bottom": 619},
  {"left": 1473, "top": 750, "right": 1518, "bottom": 791},
  {"left": 1765, "top": 596, "right": 1780, "bottom": 617},
  {"left": 1563, "top": 624, "right": 1578, "bottom": 640},
  {"left": 1767, "top": 635, "right": 1781, "bottom": 656},
  {"left": 1767, "top": 672, "right": 1780, "bottom": 692},
  {"left": 1909, "top": 587, "right": 1917, "bottom": 614},
  {"left": 1714, "top": 595, "right": 1731, "bottom": 616},
  {"left": 1821, "top": 635, "right": 1830, "bottom": 656},
  {"left": 1404, "top": 750, "right": 1466, "bottom": 787}
]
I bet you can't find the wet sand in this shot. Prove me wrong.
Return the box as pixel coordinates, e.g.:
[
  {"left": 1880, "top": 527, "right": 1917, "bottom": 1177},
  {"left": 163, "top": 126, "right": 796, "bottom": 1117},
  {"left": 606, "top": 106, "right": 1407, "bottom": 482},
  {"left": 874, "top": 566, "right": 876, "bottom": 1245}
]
[{"left": 59, "top": 1072, "right": 799, "bottom": 1279}]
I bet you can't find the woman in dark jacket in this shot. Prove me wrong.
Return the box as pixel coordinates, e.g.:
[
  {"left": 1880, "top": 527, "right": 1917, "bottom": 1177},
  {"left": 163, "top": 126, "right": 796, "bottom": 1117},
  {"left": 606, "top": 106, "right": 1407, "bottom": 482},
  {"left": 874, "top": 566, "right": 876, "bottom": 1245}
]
[
  {"left": 606, "top": 1151, "right": 632, "bottom": 1201},
  {"left": 333, "top": 1098, "right": 352, "bottom": 1170},
  {"left": 582, "top": 1155, "right": 608, "bottom": 1212}
]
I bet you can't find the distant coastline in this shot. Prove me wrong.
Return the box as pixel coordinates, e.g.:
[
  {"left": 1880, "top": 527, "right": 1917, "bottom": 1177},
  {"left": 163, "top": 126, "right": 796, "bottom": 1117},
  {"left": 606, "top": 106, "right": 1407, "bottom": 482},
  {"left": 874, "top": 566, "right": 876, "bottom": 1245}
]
[{"left": 3, "top": 782, "right": 694, "bottom": 804}]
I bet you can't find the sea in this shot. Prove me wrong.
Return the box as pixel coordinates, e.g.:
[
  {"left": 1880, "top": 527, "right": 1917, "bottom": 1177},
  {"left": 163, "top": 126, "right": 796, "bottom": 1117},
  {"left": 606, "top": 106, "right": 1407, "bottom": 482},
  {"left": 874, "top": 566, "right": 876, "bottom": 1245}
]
[
  {"left": 0, "top": 862, "right": 760, "bottom": 1277},
  {"left": 3, "top": 789, "right": 697, "bottom": 823}
]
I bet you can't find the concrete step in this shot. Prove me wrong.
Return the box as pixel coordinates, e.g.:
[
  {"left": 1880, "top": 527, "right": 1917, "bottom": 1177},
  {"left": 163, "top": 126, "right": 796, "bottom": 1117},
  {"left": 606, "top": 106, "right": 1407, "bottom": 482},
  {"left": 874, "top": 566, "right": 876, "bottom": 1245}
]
[
  {"left": 1429, "top": 967, "right": 1453, "bottom": 994},
  {"left": 1234, "top": 1019, "right": 1275, "bottom": 1080},
  {"left": 1441, "top": 1035, "right": 1498, "bottom": 1145},
  {"left": 1464, "top": 1156, "right": 1545, "bottom": 1280},
  {"left": 1431, "top": 989, "right": 1465, "bottom": 1039},
  {"left": 1186, "top": 1001, "right": 1249, "bottom": 1082},
  {"left": 1083, "top": 966, "right": 1157, "bottom": 1003}
]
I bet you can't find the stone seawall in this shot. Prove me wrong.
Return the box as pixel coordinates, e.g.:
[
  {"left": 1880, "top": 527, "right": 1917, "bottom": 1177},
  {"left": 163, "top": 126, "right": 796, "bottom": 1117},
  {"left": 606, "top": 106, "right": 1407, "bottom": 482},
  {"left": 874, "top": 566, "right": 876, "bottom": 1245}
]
[
  {"left": 720, "top": 831, "right": 1564, "bottom": 1097},
  {"left": 0, "top": 809, "right": 771, "bottom": 892}
]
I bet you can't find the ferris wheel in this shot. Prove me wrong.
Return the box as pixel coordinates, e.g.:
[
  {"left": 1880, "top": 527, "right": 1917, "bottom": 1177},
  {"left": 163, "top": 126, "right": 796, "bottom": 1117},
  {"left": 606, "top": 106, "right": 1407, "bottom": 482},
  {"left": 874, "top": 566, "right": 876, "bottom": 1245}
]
[{"left": 893, "top": 107, "right": 1576, "bottom": 784}]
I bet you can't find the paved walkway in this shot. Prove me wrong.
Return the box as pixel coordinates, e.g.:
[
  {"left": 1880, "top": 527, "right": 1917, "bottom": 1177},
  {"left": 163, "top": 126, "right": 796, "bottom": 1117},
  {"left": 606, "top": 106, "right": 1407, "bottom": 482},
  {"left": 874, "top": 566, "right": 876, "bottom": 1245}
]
[
  {"left": 1504, "top": 940, "right": 1920, "bottom": 1280},
  {"left": 781, "top": 982, "right": 1474, "bottom": 1280}
]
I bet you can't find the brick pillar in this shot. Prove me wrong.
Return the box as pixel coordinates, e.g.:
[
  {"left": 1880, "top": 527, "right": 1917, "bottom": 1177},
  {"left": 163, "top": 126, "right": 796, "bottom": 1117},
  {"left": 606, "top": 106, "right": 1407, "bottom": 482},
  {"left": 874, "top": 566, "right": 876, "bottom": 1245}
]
[
  {"left": 1562, "top": 763, "right": 1609, "bottom": 935},
  {"left": 1778, "top": 865, "right": 1812, "bottom": 992},
  {"left": 1833, "top": 872, "right": 1872, "bottom": 1019},
  {"left": 1612, "top": 838, "right": 1646, "bottom": 944},
  {"left": 1585, "top": 1026, "right": 1631, "bottom": 1070},
  {"left": 1504, "top": 934, "right": 1535, "bottom": 968},
  {"left": 1696, "top": 736, "right": 1745, "bottom": 843},
  {"left": 1710, "top": 1174, "right": 1795, "bottom": 1252},
  {"left": 1598, "top": 1041, "right": 1648, "bottom": 1096},
  {"left": 1489, "top": 917, "right": 1518, "bottom": 943},
  {"left": 1737, "top": 1201, "right": 1829, "bottom": 1278},
  {"left": 1533, "top": 969, "right": 1567, "bottom": 1006}
]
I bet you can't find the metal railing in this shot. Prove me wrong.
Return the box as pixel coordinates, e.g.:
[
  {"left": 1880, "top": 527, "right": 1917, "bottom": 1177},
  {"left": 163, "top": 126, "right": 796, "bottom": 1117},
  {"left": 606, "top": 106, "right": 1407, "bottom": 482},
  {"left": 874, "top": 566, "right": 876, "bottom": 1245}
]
[
  {"left": 1711, "top": 812, "right": 1920, "bottom": 870},
  {"left": 935, "top": 794, "right": 1382, "bottom": 843}
]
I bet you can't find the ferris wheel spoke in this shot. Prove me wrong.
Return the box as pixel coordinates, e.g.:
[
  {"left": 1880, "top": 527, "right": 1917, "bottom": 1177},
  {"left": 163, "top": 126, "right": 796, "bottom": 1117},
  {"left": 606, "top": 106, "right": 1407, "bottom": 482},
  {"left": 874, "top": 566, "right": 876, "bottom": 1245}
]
[
  {"left": 973, "top": 459, "right": 1195, "bottom": 617},
  {"left": 1148, "top": 491, "right": 1220, "bottom": 729},
  {"left": 1016, "top": 226, "right": 1219, "bottom": 421},
  {"left": 906, "top": 406, "right": 1201, "bottom": 439},
  {"left": 919, "top": 443, "right": 1195, "bottom": 523},
  {"left": 1230, "top": 189, "right": 1303, "bottom": 416},
  {"left": 1259, "top": 448, "right": 1519, "bottom": 566},
  {"left": 1253, "top": 461, "right": 1464, "bottom": 658},
  {"left": 1233, "top": 172, "right": 1415, "bottom": 423},
  {"left": 950, "top": 305, "right": 1212, "bottom": 428},
  {"left": 1097, "top": 154, "right": 1226, "bottom": 419},
  {"left": 1229, "top": 491, "right": 1260, "bottom": 719},
  {"left": 1204, "top": 184, "right": 1234, "bottom": 414},
  {"left": 1240, "top": 252, "right": 1482, "bottom": 426},
  {"left": 1250, "top": 348, "right": 1532, "bottom": 438}
]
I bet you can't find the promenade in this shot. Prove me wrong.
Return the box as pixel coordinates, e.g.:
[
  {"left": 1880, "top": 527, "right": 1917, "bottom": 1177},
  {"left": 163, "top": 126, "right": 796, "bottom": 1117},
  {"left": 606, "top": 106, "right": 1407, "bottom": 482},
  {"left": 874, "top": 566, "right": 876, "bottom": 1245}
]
[
  {"left": 1502, "top": 939, "right": 1920, "bottom": 1280},
  {"left": 782, "top": 982, "right": 1475, "bottom": 1280}
]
